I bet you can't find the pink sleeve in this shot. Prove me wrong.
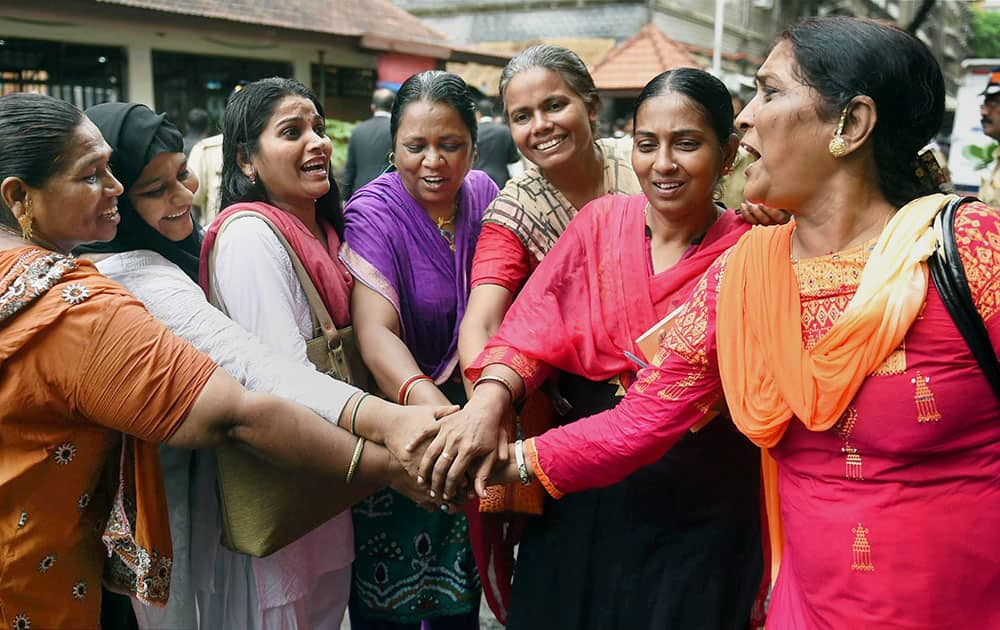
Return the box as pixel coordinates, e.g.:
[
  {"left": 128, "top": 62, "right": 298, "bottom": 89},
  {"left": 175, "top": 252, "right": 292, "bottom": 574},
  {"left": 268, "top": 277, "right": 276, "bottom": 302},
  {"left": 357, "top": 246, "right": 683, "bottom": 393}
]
[
  {"left": 464, "top": 344, "right": 552, "bottom": 394},
  {"left": 528, "top": 263, "right": 724, "bottom": 496},
  {"left": 955, "top": 201, "right": 1000, "bottom": 351}
]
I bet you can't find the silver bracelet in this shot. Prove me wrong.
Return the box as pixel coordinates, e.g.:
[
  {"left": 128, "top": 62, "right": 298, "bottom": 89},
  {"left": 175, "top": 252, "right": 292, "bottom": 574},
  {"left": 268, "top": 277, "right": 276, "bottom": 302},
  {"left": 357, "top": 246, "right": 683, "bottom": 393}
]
[{"left": 514, "top": 439, "right": 531, "bottom": 486}]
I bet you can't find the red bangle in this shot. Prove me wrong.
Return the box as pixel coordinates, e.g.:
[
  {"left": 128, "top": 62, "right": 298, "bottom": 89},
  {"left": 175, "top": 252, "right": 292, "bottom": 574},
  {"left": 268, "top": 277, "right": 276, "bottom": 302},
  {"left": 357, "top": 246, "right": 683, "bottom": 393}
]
[{"left": 397, "top": 374, "right": 431, "bottom": 405}]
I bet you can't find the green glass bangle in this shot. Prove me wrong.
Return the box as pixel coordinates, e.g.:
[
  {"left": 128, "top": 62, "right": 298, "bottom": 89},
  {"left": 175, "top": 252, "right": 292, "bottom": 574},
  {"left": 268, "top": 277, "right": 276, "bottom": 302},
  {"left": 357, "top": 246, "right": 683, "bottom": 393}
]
[{"left": 350, "top": 392, "right": 371, "bottom": 436}]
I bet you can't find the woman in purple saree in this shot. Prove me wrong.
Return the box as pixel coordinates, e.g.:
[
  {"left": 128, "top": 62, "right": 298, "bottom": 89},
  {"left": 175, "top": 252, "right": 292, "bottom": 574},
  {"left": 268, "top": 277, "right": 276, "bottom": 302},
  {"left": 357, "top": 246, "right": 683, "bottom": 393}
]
[{"left": 339, "top": 71, "right": 499, "bottom": 630}]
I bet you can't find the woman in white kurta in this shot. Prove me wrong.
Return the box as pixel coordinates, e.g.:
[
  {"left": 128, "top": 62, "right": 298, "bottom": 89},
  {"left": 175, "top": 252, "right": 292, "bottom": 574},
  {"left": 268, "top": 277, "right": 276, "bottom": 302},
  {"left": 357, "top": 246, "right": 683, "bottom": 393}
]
[
  {"left": 78, "top": 101, "right": 440, "bottom": 630},
  {"left": 203, "top": 79, "right": 367, "bottom": 628}
]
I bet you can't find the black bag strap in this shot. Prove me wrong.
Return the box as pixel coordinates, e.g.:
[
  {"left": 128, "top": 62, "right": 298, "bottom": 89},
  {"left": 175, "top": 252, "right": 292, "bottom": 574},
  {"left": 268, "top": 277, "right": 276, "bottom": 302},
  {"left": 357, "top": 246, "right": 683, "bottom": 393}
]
[{"left": 927, "top": 195, "right": 1000, "bottom": 401}]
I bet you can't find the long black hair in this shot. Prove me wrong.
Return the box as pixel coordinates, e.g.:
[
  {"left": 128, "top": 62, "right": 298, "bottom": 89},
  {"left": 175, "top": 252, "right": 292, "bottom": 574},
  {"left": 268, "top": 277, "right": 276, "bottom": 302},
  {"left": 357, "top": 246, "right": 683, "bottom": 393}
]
[{"left": 221, "top": 77, "right": 344, "bottom": 237}]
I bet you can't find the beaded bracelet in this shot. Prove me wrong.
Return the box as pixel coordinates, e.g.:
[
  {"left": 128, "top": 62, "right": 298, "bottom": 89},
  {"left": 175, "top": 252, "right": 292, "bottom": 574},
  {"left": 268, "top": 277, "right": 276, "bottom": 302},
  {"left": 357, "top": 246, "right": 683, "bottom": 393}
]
[
  {"left": 397, "top": 374, "right": 432, "bottom": 405},
  {"left": 472, "top": 374, "right": 517, "bottom": 403},
  {"left": 349, "top": 392, "right": 371, "bottom": 436},
  {"left": 513, "top": 439, "right": 531, "bottom": 486},
  {"left": 345, "top": 436, "right": 367, "bottom": 483}
]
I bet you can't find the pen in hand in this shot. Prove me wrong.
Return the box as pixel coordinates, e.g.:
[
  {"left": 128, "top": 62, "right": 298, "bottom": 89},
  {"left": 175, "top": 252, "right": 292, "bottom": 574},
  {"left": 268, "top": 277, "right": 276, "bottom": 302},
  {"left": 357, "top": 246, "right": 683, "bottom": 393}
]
[{"left": 623, "top": 350, "right": 650, "bottom": 369}]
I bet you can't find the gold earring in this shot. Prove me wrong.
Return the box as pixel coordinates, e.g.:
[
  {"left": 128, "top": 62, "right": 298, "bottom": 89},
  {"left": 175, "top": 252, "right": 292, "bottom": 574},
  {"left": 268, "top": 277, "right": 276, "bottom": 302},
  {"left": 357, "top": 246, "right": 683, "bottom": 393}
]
[
  {"left": 387, "top": 151, "right": 396, "bottom": 167},
  {"left": 17, "top": 198, "right": 33, "bottom": 240},
  {"left": 828, "top": 106, "right": 849, "bottom": 158}
]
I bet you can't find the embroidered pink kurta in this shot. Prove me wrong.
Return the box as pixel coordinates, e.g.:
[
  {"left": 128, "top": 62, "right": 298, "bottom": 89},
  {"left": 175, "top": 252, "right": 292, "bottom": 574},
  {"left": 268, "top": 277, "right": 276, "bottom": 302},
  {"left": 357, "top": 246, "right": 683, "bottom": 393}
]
[{"left": 528, "top": 202, "right": 1000, "bottom": 627}]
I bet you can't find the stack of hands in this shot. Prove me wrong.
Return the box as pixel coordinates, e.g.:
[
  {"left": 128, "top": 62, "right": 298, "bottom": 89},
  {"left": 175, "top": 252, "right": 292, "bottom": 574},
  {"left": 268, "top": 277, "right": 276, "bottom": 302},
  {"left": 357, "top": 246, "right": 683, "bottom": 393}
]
[
  {"left": 381, "top": 386, "right": 517, "bottom": 513},
  {"left": 381, "top": 200, "right": 789, "bottom": 512}
]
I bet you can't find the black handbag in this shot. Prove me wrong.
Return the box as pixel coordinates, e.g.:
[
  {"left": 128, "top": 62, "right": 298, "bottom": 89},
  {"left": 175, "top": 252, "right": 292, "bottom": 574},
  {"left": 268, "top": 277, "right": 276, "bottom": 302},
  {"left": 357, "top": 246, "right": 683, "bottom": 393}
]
[{"left": 927, "top": 195, "right": 1000, "bottom": 401}]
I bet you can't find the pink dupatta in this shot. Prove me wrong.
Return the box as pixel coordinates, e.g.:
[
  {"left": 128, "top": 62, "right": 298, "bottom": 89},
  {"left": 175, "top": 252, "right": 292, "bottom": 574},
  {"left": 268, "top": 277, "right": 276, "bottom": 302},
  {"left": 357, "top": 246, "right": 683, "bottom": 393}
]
[{"left": 198, "top": 201, "right": 353, "bottom": 326}]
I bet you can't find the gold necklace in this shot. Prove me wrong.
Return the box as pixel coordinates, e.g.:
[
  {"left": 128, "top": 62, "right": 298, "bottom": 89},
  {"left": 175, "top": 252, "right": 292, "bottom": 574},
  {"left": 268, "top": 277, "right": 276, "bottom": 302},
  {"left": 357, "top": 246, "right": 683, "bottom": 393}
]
[
  {"left": 435, "top": 214, "right": 455, "bottom": 231},
  {"left": 432, "top": 199, "right": 459, "bottom": 252}
]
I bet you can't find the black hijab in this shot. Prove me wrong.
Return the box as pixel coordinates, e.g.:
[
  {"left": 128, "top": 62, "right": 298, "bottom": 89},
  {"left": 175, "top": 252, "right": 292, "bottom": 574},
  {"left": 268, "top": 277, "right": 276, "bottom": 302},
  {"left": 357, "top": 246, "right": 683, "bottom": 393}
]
[{"left": 76, "top": 103, "right": 203, "bottom": 280}]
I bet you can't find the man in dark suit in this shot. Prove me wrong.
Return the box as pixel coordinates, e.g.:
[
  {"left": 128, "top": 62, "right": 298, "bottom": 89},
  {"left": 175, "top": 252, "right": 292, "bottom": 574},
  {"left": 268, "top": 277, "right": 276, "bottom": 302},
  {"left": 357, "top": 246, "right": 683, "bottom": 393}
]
[
  {"left": 474, "top": 98, "right": 521, "bottom": 189},
  {"left": 341, "top": 88, "right": 395, "bottom": 199}
]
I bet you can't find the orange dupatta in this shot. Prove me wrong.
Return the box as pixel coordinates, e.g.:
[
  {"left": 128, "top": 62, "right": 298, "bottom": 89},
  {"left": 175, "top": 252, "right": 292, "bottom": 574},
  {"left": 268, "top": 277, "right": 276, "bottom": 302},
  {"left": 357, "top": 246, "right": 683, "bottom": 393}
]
[{"left": 715, "top": 193, "right": 952, "bottom": 582}]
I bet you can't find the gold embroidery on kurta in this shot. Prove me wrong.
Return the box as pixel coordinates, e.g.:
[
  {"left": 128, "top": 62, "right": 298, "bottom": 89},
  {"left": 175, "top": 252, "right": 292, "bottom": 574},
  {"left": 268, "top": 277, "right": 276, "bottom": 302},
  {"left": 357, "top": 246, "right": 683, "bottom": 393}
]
[
  {"left": 510, "top": 352, "right": 540, "bottom": 379},
  {"left": 954, "top": 202, "right": 1000, "bottom": 322},
  {"left": 482, "top": 346, "right": 508, "bottom": 365},
  {"left": 657, "top": 367, "right": 705, "bottom": 401},
  {"left": 633, "top": 368, "right": 659, "bottom": 395},
  {"left": 833, "top": 407, "right": 863, "bottom": 480},
  {"left": 911, "top": 371, "right": 942, "bottom": 423},
  {"left": 872, "top": 342, "right": 906, "bottom": 376},
  {"left": 851, "top": 523, "right": 874, "bottom": 572},
  {"left": 793, "top": 242, "right": 871, "bottom": 350}
]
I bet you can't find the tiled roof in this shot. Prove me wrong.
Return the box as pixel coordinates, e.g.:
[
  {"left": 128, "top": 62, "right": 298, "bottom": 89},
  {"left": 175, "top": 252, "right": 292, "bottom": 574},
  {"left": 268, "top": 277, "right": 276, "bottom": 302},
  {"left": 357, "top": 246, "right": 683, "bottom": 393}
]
[
  {"left": 589, "top": 24, "right": 700, "bottom": 91},
  {"left": 97, "top": 0, "right": 448, "bottom": 48}
]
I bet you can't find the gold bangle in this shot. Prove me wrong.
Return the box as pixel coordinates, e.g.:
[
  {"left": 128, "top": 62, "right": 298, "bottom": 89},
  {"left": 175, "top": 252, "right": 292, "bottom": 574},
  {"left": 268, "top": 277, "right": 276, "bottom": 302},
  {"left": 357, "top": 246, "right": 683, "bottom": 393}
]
[
  {"left": 397, "top": 374, "right": 431, "bottom": 405},
  {"left": 345, "top": 436, "right": 366, "bottom": 483},
  {"left": 403, "top": 377, "right": 434, "bottom": 406},
  {"left": 473, "top": 374, "right": 517, "bottom": 403}
]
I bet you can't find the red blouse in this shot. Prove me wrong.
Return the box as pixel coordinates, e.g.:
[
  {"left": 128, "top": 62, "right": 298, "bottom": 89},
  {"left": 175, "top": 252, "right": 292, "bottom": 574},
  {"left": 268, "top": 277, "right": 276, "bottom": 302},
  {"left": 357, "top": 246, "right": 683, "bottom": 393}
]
[{"left": 469, "top": 223, "right": 539, "bottom": 293}]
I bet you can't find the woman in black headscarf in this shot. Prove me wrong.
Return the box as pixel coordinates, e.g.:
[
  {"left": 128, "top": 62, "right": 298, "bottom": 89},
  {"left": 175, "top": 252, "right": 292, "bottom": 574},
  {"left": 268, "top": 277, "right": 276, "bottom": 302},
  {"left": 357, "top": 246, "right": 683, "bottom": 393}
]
[
  {"left": 77, "top": 103, "right": 202, "bottom": 279},
  {"left": 75, "top": 103, "right": 446, "bottom": 629}
]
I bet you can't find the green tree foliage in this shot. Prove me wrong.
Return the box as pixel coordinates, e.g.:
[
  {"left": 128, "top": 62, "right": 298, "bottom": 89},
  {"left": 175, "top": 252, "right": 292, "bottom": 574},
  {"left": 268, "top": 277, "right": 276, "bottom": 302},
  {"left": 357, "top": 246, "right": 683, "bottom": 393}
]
[
  {"left": 964, "top": 141, "right": 998, "bottom": 170},
  {"left": 325, "top": 118, "right": 358, "bottom": 175},
  {"left": 971, "top": 9, "right": 1000, "bottom": 59}
]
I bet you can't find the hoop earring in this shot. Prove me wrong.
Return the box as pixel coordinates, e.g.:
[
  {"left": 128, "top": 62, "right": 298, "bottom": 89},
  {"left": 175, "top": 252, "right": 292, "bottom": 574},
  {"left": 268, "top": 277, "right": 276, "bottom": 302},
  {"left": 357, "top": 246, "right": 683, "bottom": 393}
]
[
  {"left": 387, "top": 152, "right": 396, "bottom": 167},
  {"left": 828, "top": 106, "right": 849, "bottom": 158},
  {"left": 713, "top": 183, "right": 725, "bottom": 202},
  {"left": 17, "top": 197, "right": 33, "bottom": 241}
]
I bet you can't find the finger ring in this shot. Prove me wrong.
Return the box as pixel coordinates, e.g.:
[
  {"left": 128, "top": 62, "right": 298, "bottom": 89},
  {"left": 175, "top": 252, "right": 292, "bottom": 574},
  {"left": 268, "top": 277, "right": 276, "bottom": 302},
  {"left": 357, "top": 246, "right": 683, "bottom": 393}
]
[{"left": 440, "top": 452, "right": 453, "bottom": 461}]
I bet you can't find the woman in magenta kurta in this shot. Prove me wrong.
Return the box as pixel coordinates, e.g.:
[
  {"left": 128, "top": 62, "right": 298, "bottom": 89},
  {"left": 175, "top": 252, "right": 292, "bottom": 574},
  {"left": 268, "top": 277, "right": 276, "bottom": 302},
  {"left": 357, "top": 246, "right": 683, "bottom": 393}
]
[
  {"left": 428, "top": 17, "right": 1000, "bottom": 628},
  {"left": 420, "top": 69, "right": 772, "bottom": 629}
]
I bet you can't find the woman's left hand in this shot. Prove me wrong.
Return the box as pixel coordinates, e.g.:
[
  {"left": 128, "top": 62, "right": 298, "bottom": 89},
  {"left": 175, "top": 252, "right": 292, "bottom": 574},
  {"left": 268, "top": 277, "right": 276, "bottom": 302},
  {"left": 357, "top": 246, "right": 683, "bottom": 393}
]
[
  {"left": 737, "top": 201, "right": 791, "bottom": 226},
  {"left": 383, "top": 404, "right": 458, "bottom": 479}
]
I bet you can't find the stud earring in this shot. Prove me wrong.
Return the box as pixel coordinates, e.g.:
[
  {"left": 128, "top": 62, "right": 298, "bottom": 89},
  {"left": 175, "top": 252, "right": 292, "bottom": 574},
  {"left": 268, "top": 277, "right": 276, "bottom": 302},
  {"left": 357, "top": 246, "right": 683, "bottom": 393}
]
[
  {"left": 828, "top": 106, "right": 849, "bottom": 158},
  {"left": 17, "top": 197, "right": 33, "bottom": 241},
  {"left": 248, "top": 172, "right": 256, "bottom": 185}
]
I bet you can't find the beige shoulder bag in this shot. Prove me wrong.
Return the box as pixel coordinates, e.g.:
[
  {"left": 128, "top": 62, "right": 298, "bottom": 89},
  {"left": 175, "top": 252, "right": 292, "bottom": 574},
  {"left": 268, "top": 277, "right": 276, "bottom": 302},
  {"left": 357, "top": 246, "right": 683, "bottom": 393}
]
[{"left": 206, "top": 210, "right": 369, "bottom": 556}]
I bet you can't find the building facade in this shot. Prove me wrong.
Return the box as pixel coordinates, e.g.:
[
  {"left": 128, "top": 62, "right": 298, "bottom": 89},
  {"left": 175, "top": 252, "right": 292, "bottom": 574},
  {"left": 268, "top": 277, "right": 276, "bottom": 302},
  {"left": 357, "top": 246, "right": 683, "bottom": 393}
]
[
  {"left": 397, "top": 0, "right": 971, "bottom": 105},
  {"left": 0, "top": 0, "right": 507, "bottom": 129},
  {"left": 395, "top": 0, "right": 809, "bottom": 63}
]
